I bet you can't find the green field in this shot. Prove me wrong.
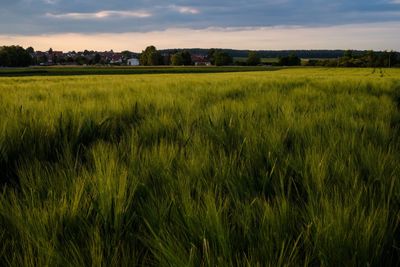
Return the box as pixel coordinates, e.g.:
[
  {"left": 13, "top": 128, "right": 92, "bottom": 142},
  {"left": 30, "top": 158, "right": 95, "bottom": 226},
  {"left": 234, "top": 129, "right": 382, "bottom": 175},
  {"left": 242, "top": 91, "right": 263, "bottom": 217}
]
[
  {"left": 0, "top": 68, "right": 399, "bottom": 266},
  {"left": 0, "top": 66, "right": 276, "bottom": 77}
]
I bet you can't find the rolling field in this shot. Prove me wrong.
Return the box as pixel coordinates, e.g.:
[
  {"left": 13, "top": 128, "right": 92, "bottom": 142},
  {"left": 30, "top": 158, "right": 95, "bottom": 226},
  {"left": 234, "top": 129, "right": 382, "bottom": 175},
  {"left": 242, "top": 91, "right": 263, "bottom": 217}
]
[
  {"left": 0, "top": 68, "right": 399, "bottom": 266},
  {"left": 0, "top": 66, "right": 277, "bottom": 77}
]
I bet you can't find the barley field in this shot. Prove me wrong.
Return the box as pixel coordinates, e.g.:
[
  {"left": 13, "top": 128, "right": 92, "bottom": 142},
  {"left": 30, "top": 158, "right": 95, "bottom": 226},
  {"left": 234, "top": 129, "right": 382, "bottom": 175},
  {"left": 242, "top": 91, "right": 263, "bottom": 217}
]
[{"left": 0, "top": 68, "right": 399, "bottom": 266}]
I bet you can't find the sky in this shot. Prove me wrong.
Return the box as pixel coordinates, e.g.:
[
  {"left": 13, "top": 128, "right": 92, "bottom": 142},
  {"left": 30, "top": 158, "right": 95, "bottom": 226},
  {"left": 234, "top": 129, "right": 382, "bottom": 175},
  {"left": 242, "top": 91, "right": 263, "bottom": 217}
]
[{"left": 0, "top": 0, "right": 400, "bottom": 51}]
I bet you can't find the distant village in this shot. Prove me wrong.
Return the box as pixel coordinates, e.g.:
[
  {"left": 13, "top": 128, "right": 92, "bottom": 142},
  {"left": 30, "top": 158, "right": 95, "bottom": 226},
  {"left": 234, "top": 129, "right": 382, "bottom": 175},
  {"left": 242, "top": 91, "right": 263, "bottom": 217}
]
[
  {"left": 30, "top": 48, "right": 211, "bottom": 66},
  {"left": 32, "top": 49, "right": 140, "bottom": 66}
]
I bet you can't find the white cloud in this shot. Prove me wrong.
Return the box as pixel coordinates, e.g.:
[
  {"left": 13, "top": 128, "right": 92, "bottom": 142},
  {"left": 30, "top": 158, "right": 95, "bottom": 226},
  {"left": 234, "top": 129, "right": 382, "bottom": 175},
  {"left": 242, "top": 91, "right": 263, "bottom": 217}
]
[
  {"left": 43, "top": 0, "right": 58, "bottom": 4},
  {"left": 1, "top": 22, "right": 399, "bottom": 52},
  {"left": 169, "top": 5, "right": 200, "bottom": 14},
  {"left": 46, "top": 10, "right": 152, "bottom": 20}
]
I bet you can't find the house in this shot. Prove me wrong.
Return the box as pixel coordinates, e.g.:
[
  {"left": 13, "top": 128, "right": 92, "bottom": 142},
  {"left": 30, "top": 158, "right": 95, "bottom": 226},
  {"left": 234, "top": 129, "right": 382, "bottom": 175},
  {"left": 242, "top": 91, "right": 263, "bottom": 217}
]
[
  {"left": 127, "top": 58, "right": 140, "bottom": 66},
  {"left": 110, "top": 53, "right": 123, "bottom": 64},
  {"left": 191, "top": 55, "right": 211, "bottom": 66}
]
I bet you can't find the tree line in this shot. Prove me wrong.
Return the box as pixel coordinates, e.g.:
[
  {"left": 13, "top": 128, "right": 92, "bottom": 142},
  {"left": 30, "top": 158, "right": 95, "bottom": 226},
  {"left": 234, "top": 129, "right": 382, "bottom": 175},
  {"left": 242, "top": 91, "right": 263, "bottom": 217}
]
[
  {"left": 0, "top": 45, "right": 293, "bottom": 67},
  {"left": 138, "top": 46, "right": 235, "bottom": 66},
  {"left": 159, "top": 49, "right": 387, "bottom": 59},
  {"left": 1, "top": 45, "right": 399, "bottom": 68},
  {"left": 305, "top": 50, "right": 400, "bottom": 68}
]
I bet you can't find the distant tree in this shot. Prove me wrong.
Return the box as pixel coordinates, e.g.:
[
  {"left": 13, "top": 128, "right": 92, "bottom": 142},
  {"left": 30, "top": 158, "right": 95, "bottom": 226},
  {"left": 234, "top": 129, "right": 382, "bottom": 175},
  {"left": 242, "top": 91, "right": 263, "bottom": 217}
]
[
  {"left": 289, "top": 53, "right": 301, "bottom": 65},
  {"left": 48, "top": 48, "right": 53, "bottom": 54},
  {"left": 278, "top": 53, "right": 301, "bottom": 66},
  {"left": 171, "top": 53, "right": 183, "bottom": 66},
  {"left": 52, "top": 54, "right": 59, "bottom": 64},
  {"left": 344, "top": 50, "right": 353, "bottom": 58},
  {"left": 26, "top": 47, "right": 35, "bottom": 54},
  {"left": 121, "top": 50, "right": 133, "bottom": 59},
  {"left": 161, "top": 53, "right": 171, "bottom": 65},
  {"left": 213, "top": 50, "right": 233, "bottom": 66},
  {"left": 94, "top": 53, "right": 102, "bottom": 64},
  {"left": 26, "top": 47, "right": 36, "bottom": 64},
  {"left": 0, "top": 46, "right": 32, "bottom": 67},
  {"left": 247, "top": 51, "right": 261, "bottom": 66},
  {"left": 140, "top": 46, "right": 162, "bottom": 66},
  {"left": 75, "top": 55, "right": 88, "bottom": 65},
  {"left": 58, "top": 57, "right": 66, "bottom": 64},
  {"left": 171, "top": 51, "right": 192, "bottom": 66},
  {"left": 278, "top": 56, "right": 287, "bottom": 66},
  {"left": 393, "top": 51, "right": 400, "bottom": 67},
  {"left": 66, "top": 57, "right": 74, "bottom": 64},
  {"left": 139, "top": 49, "right": 147, "bottom": 65},
  {"left": 207, "top": 48, "right": 217, "bottom": 65},
  {"left": 181, "top": 51, "right": 192, "bottom": 65},
  {"left": 365, "top": 50, "right": 376, "bottom": 67},
  {"left": 149, "top": 52, "right": 161, "bottom": 66},
  {"left": 234, "top": 59, "right": 247, "bottom": 66},
  {"left": 387, "top": 50, "right": 397, "bottom": 67}
]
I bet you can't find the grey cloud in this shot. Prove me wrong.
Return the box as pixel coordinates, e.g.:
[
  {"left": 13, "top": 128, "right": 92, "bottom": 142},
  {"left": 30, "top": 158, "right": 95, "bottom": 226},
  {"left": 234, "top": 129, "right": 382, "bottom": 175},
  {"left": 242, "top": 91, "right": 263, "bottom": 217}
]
[
  {"left": 46, "top": 10, "right": 152, "bottom": 20},
  {"left": 0, "top": 0, "right": 399, "bottom": 34}
]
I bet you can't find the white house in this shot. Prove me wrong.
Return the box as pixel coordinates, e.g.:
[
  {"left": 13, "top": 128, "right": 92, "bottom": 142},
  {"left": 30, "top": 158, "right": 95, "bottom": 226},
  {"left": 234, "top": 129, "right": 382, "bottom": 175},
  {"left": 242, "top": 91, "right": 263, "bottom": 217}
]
[{"left": 127, "top": 58, "right": 140, "bottom": 66}]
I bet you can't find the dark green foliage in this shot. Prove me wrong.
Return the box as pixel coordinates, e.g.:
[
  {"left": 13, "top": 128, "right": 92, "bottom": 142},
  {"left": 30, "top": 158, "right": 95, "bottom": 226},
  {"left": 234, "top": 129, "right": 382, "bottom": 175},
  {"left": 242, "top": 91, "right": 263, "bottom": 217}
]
[
  {"left": 139, "top": 46, "right": 162, "bottom": 66},
  {"left": 161, "top": 48, "right": 381, "bottom": 59},
  {"left": 171, "top": 51, "right": 192, "bottom": 66},
  {"left": 344, "top": 49, "right": 353, "bottom": 58},
  {"left": 75, "top": 55, "right": 89, "bottom": 65},
  {"left": 305, "top": 50, "right": 400, "bottom": 68},
  {"left": 26, "top": 47, "right": 34, "bottom": 54},
  {"left": 208, "top": 49, "right": 233, "bottom": 66},
  {"left": 247, "top": 51, "right": 261, "bottom": 66},
  {"left": 214, "top": 52, "right": 233, "bottom": 66},
  {"left": 207, "top": 48, "right": 217, "bottom": 64},
  {"left": 121, "top": 50, "right": 134, "bottom": 59},
  {"left": 93, "top": 53, "right": 101, "bottom": 64},
  {"left": 0, "top": 46, "right": 32, "bottom": 67},
  {"left": 278, "top": 53, "right": 301, "bottom": 66}
]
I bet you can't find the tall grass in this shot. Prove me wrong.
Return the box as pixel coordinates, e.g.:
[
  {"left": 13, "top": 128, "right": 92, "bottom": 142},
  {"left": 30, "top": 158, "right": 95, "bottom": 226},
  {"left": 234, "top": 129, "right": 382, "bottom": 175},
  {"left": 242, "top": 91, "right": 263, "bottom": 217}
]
[{"left": 0, "top": 68, "right": 399, "bottom": 266}]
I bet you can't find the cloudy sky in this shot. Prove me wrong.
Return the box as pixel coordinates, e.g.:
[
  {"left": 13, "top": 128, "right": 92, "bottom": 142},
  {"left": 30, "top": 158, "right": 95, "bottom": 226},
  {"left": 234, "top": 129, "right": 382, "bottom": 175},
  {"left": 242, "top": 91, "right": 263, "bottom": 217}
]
[{"left": 0, "top": 0, "right": 400, "bottom": 51}]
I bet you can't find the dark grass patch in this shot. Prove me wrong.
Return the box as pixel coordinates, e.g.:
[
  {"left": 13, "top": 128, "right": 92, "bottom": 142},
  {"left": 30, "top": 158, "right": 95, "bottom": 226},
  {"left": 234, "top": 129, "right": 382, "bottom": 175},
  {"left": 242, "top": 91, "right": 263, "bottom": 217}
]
[{"left": 0, "top": 66, "right": 281, "bottom": 77}]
